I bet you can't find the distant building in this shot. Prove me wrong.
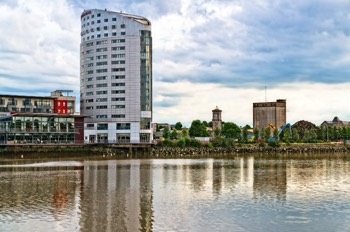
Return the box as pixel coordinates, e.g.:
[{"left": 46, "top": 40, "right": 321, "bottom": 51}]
[
  {"left": 0, "top": 90, "right": 76, "bottom": 115},
  {"left": 212, "top": 106, "right": 222, "bottom": 133},
  {"left": 253, "top": 99, "right": 286, "bottom": 131},
  {"left": 321, "top": 116, "right": 350, "bottom": 127},
  {"left": 0, "top": 113, "right": 84, "bottom": 144}
]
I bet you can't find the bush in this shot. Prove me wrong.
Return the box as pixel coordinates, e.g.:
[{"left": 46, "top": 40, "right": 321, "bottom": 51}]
[
  {"left": 188, "top": 139, "right": 202, "bottom": 148},
  {"left": 177, "top": 138, "right": 186, "bottom": 147}
]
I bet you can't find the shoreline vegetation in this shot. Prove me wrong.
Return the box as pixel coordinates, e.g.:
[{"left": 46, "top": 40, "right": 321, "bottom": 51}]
[{"left": 0, "top": 141, "right": 349, "bottom": 159}]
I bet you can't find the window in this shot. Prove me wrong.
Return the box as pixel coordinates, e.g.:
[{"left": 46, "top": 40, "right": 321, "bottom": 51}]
[
  {"left": 121, "top": 24, "right": 125, "bottom": 28},
  {"left": 91, "top": 21, "right": 94, "bottom": 25},
  {"left": 104, "top": 18, "right": 108, "bottom": 22},
  {"left": 112, "top": 32, "right": 117, "bottom": 36},
  {"left": 96, "top": 69, "right": 107, "bottom": 73},
  {"left": 103, "top": 26, "right": 108, "bottom": 30},
  {"left": 97, "top": 13, "right": 101, "bottom": 17},
  {"left": 111, "top": 54, "right": 125, "bottom": 58},
  {"left": 86, "top": 70, "right": 93, "bottom": 74},
  {"left": 86, "top": 49, "right": 94, "bottom": 54},
  {"left": 96, "top": 91, "right": 107, "bottom": 95},
  {"left": 87, "top": 77, "right": 93, "bottom": 81},
  {"left": 96, "top": 55, "right": 107, "bottom": 59},
  {"left": 96, "top": 47, "right": 107, "bottom": 52},
  {"left": 87, "top": 123, "right": 94, "bottom": 128},
  {"left": 117, "top": 123, "right": 130, "bottom": 130},
  {"left": 86, "top": 92, "right": 94, "bottom": 96},
  {"left": 112, "top": 39, "right": 125, "bottom": 43},
  {"left": 111, "top": 68, "right": 125, "bottom": 72},
  {"left": 111, "top": 90, "right": 125, "bottom": 94},
  {"left": 87, "top": 63, "right": 93, "bottom": 67},
  {"left": 112, "top": 18, "right": 116, "bottom": 21},
  {"left": 86, "top": 106, "right": 93, "bottom": 110},
  {"left": 86, "top": 56, "right": 93, "bottom": 61},
  {"left": 97, "top": 19, "right": 101, "bottom": 23},
  {"left": 112, "top": 114, "right": 125, "bottom": 118},
  {"left": 96, "top": 115, "right": 108, "bottom": 119},
  {"left": 96, "top": 83, "right": 108, "bottom": 87},
  {"left": 86, "top": 99, "right": 94, "bottom": 103},
  {"left": 121, "top": 32, "right": 126, "bottom": 35},
  {"left": 112, "top": 46, "right": 125, "bottom": 50},
  {"left": 96, "top": 105, "right": 107, "bottom": 109},
  {"left": 96, "top": 27, "right": 100, "bottom": 31},
  {"left": 111, "top": 105, "right": 125, "bottom": 109},
  {"left": 97, "top": 124, "right": 108, "bottom": 130},
  {"left": 104, "top": 33, "right": 108, "bottom": 37},
  {"left": 96, "top": 61, "right": 107, "bottom": 66},
  {"left": 97, "top": 34, "right": 101, "bottom": 38},
  {"left": 96, "top": 40, "right": 108, "bottom": 45},
  {"left": 111, "top": 83, "right": 125, "bottom": 86},
  {"left": 111, "top": 25, "right": 116, "bottom": 29},
  {"left": 111, "top": 97, "right": 125, "bottom": 101},
  {"left": 111, "top": 75, "right": 125, "bottom": 79},
  {"left": 86, "top": 84, "right": 93, "bottom": 88},
  {"left": 96, "top": 76, "right": 107, "bottom": 80},
  {"left": 96, "top": 98, "right": 107, "bottom": 102},
  {"left": 86, "top": 42, "right": 93, "bottom": 47},
  {"left": 111, "top": 60, "right": 125, "bottom": 65}
]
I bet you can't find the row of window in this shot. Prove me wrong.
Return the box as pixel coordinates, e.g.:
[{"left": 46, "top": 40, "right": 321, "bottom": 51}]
[
  {"left": 81, "top": 54, "right": 125, "bottom": 61},
  {"left": 82, "top": 60, "right": 125, "bottom": 68},
  {"left": 82, "top": 19, "right": 124, "bottom": 27},
  {"left": 82, "top": 32, "right": 126, "bottom": 41},
  {"left": 85, "top": 105, "right": 125, "bottom": 109},
  {"left": 82, "top": 75, "right": 125, "bottom": 82},
  {"left": 84, "top": 68, "right": 125, "bottom": 75},
  {"left": 85, "top": 98, "right": 125, "bottom": 103},
  {"left": 86, "top": 82, "right": 125, "bottom": 88},
  {"left": 87, "top": 123, "right": 130, "bottom": 130},
  {"left": 86, "top": 90, "right": 125, "bottom": 96}
]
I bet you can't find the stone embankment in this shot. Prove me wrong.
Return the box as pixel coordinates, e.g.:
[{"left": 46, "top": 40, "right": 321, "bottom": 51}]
[{"left": 151, "top": 144, "right": 350, "bottom": 157}]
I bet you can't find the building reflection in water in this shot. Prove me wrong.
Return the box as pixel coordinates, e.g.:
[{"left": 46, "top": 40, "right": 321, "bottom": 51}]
[{"left": 79, "top": 160, "right": 153, "bottom": 232}]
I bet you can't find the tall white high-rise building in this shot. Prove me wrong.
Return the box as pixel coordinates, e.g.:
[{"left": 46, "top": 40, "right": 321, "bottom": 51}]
[{"left": 80, "top": 9, "right": 152, "bottom": 143}]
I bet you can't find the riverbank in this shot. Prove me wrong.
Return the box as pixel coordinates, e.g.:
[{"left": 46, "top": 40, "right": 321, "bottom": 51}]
[{"left": 0, "top": 143, "right": 349, "bottom": 159}]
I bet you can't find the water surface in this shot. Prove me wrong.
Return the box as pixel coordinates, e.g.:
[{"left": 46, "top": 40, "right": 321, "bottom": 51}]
[{"left": 0, "top": 155, "right": 350, "bottom": 231}]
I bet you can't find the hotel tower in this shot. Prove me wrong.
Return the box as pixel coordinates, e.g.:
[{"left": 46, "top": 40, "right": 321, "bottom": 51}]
[{"left": 80, "top": 9, "right": 152, "bottom": 143}]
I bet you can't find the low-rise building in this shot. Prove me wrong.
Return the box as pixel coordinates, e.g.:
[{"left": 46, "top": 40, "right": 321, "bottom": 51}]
[
  {"left": 321, "top": 116, "right": 350, "bottom": 127},
  {"left": 0, "top": 113, "right": 84, "bottom": 144}
]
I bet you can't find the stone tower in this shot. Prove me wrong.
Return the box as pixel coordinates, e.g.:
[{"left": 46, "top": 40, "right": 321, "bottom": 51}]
[{"left": 212, "top": 106, "right": 222, "bottom": 132}]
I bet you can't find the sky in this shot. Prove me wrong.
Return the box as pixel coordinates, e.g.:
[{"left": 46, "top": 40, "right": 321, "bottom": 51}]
[{"left": 0, "top": 0, "right": 349, "bottom": 127}]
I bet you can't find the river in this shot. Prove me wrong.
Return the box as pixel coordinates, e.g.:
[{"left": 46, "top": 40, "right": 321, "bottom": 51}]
[{"left": 0, "top": 154, "right": 350, "bottom": 232}]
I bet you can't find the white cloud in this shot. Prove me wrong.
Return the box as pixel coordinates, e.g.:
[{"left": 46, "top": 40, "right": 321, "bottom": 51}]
[{"left": 154, "top": 81, "right": 350, "bottom": 127}]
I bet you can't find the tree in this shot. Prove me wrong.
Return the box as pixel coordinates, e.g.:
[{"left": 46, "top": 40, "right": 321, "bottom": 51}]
[
  {"left": 292, "top": 128, "right": 299, "bottom": 142},
  {"left": 253, "top": 128, "right": 259, "bottom": 142},
  {"left": 283, "top": 128, "right": 291, "bottom": 144},
  {"left": 181, "top": 128, "right": 189, "bottom": 138},
  {"left": 214, "top": 128, "right": 221, "bottom": 137},
  {"left": 163, "top": 127, "right": 170, "bottom": 139},
  {"left": 273, "top": 128, "right": 278, "bottom": 139},
  {"left": 221, "top": 122, "right": 241, "bottom": 139},
  {"left": 242, "top": 127, "right": 248, "bottom": 143},
  {"left": 170, "top": 130, "right": 178, "bottom": 140},
  {"left": 264, "top": 127, "right": 271, "bottom": 140},
  {"left": 244, "top": 124, "right": 252, "bottom": 129},
  {"left": 202, "top": 121, "right": 209, "bottom": 127},
  {"left": 189, "top": 120, "right": 209, "bottom": 137},
  {"left": 174, "top": 122, "right": 182, "bottom": 130}
]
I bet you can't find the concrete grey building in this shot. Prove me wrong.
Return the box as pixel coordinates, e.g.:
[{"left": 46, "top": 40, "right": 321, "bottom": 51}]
[
  {"left": 80, "top": 9, "right": 152, "bottom": 143},
  {"left": 253, "top": 99, "right": 286, "bottom": 131}
]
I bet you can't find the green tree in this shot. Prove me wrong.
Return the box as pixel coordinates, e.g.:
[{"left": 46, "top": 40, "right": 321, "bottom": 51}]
[
  {"left": 264, "top": 127, "right": 271, "bottom": 140},
  {"left": 189, "top": 120, "right": 209, "bottom": 137},
  {"left": 253, "top": 128, "right": 259, "bottom": 142},
  {"left": 273, "top": 128, "right": 278, "bottom": 140},
  {"left": 244, "top": 124, "right": 252, "bottom": 129},
  {"left": 221, "top": 122, "right": 241, "bottom": 139},
  {"left": 214, "top": 128, "right": 221, "bottom": 137},
  {"left": 292, "top": 128, "right": 299, "bottom": 142},
  {"left": 163, "top": 127, "right": 170, "bottom": 139},
  {"left": 283, "top": 128, "right": 291, "bottom": 144},
  {"left": 170, "top": 130, "right": 178, "bottom": 140},
  {"left": 242, "top": 127, "right": 248, "bottom": 143},
  {"left": 202, "top": 121, "right": 209, "bottom": 127},
  {"left": 181, "top": 128, "right": 189, "bottom": 138},
  {"left": 174, "top": 122, "right": 182, "bottom": 130}
]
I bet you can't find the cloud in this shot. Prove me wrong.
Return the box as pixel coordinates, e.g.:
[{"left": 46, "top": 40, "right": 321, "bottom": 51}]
[{"left": 153, "top": 81, "right": 350, "bottom": 127}]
